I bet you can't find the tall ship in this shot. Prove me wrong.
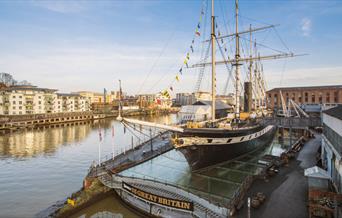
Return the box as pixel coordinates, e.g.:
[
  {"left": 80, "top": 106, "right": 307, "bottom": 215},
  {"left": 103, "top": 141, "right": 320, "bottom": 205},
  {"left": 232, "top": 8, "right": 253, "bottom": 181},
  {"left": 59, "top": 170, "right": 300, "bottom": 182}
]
[{"left": 118, "top": 0, "right": 300, "bottom": 171}]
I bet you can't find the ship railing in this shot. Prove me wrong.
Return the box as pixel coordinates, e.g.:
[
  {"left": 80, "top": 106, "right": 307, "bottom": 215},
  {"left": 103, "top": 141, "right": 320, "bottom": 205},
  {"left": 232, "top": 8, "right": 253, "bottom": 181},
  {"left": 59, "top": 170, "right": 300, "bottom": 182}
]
[{"left": 111, "top": 174, "right": 229, "bottom": 217}]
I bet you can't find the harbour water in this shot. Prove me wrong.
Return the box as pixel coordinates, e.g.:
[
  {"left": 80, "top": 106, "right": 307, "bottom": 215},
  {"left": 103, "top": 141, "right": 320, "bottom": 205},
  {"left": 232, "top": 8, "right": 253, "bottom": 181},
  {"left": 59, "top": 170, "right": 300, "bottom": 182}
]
[
  {"left": 0, "top": 114, "right": 177, "bottom": 218},
  {"left": 0, "top": 114, "right": 295, "bottom": 218}
]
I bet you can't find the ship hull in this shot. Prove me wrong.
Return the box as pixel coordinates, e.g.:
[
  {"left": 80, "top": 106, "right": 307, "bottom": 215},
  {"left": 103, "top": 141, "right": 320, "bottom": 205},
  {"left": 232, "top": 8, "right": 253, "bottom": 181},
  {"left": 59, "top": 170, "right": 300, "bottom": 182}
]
[{"left": 177, "top": 125, "right": 277, "bottom": 171}]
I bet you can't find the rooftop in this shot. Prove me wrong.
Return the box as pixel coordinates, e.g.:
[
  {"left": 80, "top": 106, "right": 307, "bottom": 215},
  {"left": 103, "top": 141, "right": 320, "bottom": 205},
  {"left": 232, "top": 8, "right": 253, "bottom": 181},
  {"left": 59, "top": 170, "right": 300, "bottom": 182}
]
[
  {"left": 192, "top": 100, "right": 232, "bottom": 110},
  {"left": 3, "top": 85, "right": 57, "bottom": 92},
  {"left": 57, "top": 93, "right": 81, "bottom": 97},
  {"left": 323, "top": 105, "right": 342, "bottom": 120},
  {"left": 267, "top": 85, "right": 342, "bottom": 93}
]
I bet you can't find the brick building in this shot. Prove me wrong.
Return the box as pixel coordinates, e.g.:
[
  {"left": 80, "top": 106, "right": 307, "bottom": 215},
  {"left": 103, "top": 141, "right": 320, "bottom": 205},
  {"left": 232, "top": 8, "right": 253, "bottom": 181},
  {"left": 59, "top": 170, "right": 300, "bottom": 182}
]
[{"left": 267, "top": 85, "right": 342, "bottom": 110}]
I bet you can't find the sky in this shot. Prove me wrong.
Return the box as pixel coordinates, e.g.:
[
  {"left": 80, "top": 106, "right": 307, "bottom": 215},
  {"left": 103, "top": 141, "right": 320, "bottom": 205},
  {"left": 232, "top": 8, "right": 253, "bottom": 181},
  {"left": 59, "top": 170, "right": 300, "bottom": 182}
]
[{"left": 0, "top": 0, "right": 341, "bottom": 95}]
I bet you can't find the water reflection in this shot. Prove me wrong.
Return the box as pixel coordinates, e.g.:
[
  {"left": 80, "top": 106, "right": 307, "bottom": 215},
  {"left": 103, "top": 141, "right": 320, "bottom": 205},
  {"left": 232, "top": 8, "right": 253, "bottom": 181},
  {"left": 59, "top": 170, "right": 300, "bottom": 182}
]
[
  {"left": 0, "top": 122, "right": 93, "bottom": 158},
  {"left": 70, "top": 196, "right": 138, "bottom": 218},
  {"left": 0, "top": 114, "right": 176, "bottom": 218},
  {"left": 0, "top": 115, "right": 177, "bottom": 160}
]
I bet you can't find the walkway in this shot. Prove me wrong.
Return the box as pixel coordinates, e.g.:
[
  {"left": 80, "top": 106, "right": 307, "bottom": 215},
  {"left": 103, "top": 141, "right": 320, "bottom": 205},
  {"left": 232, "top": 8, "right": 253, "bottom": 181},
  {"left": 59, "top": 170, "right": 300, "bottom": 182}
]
[
  {"left": 90, "top": 131, "right": 173, "bottom": 176},
  {"left": 237, "top": 134, "right": 321, "bottom": 218}
]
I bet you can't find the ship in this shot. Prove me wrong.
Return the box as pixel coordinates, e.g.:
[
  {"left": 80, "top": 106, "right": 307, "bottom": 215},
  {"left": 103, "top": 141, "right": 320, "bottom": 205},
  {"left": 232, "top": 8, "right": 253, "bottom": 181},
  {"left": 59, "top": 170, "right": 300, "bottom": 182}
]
[{"left": 118, "top": 0, "right": 301, "bottom": 171}]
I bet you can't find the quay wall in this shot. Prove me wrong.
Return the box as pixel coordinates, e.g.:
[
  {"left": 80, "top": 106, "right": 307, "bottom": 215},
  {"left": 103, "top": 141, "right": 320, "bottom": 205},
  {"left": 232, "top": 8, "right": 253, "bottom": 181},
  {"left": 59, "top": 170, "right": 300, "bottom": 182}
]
[{"left": 0, "top": 111, "right": 94, "bottom": 131}]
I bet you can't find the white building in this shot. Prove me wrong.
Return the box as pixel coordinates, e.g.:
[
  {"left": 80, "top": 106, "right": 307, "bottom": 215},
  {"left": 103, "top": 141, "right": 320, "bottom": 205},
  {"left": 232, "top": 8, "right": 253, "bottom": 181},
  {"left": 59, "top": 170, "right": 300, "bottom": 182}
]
[
  {"left": 175, "top": 91, "right": 212, "bottom": 106},
  {"left": 0, "top": 85, "right": 90, "bottom": 115},
  {"left": 321, "top": 105, "right": 342, "bottom": 192}
]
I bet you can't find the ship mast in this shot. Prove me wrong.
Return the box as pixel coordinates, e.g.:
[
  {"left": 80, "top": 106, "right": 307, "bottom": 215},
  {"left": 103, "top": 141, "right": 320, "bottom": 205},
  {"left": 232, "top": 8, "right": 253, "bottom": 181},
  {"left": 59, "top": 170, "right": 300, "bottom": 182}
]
[
  {"left": 234, "top": 0, "right": 240, "bottom": 119},
  {"left": 211, "top": 0, "right": 216, "bottom": 121}
]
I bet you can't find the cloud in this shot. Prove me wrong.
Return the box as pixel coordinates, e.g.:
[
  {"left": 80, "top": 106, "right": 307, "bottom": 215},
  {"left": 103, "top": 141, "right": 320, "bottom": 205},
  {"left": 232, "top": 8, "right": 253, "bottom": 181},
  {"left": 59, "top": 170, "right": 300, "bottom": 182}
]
[
  {"left": 31, "top": 1, "right": 86, "bottom": 13},
  {"left": 300, "top": 17, "right": 312, "bottom": 37},
  {"left": 267, "top": 66, "right": 342, "bottom": 89}
]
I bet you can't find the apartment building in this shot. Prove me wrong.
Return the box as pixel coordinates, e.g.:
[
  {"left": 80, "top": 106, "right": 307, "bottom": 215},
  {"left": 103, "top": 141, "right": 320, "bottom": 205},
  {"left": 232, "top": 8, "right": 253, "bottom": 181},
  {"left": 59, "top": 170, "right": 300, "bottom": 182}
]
[{"left": 0, "top": 85, "right": 90, "bottom": 115}]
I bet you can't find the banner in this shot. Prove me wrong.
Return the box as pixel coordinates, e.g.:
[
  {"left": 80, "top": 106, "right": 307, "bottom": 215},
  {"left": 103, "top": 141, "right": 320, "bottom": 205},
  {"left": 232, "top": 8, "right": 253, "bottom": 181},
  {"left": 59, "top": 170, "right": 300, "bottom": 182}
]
[{"left": 122, "top": 182, "right": 194, "bottom": 211}]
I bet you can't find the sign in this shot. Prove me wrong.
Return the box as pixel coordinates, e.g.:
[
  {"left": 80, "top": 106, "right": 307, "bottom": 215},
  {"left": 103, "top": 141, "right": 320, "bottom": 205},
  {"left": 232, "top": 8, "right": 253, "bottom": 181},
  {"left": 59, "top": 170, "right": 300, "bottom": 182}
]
[{"left": 122, "top": 182, "right": 193, "bottom": 211}]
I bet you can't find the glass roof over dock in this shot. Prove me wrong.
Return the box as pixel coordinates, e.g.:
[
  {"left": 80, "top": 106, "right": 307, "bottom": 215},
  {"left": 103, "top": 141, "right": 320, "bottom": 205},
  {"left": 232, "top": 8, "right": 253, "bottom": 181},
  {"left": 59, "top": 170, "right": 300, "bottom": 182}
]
[{"left": 119, "top": 137, "right": 294, "bottom": 206}]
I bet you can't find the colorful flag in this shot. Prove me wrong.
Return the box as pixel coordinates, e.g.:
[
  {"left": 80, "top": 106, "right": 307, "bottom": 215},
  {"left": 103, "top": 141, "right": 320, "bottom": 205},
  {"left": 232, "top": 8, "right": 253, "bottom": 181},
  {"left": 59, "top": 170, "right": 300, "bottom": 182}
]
[
  {"left": 179, "top": 68, "right": 183, "bottom": 75},
  {"left": 186, "top": 53, "right": 190, "bottom": 60},
  {"left": 197, "top": 23, "right": 201, "bottom": 29},
  {"left": 161, "top": 90, "right": 170, "bottom": 98},
  {"left": 192, "top": 39, "right": 195, "bottom": 44},
  {"left": 186, "top": 62, "right": 189, "bottom": 68},
  {"left": 175, "top": 75, "right": 180, "bottom": 82},
  {"left": 196, "top": 31, "right": 201, "bottom": 36},
  {"left": 221, "top": 38, "right": 224, "bottom": 44},
  {"left": 190, "top": 45, "right": 194, "bottom": 53},
  {"left": 170, "top": 86, "right": 173, "bottom": 91},
  {"left": 184, "top": 59, "right": 188, "bottom": 65}
]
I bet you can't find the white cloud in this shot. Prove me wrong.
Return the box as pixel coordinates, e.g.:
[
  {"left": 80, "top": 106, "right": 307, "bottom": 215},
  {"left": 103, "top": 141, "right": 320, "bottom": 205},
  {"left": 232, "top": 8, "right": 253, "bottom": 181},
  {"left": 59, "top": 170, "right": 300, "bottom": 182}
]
[{"left": 300, "top": 17, "right": 312, "bottom": 37}]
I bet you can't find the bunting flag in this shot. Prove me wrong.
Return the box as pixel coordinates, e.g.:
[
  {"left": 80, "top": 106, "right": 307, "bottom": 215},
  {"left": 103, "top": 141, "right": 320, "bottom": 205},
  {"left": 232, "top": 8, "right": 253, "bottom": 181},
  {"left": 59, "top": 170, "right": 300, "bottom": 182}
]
[
  {"left": 159, "top": 0, "right": 206, "bottom": 98},
  {"left": 218, "top": 31, "right": 221, "bottom": 36},
  {"left": 221, "top": 38, "right": 224, "bottom": 44},
  {"left": 224, "top": 47, "right": 227, "bottom": 52},
  {"left": 161, "top": 90, "right": 171, "bottom": 98}
]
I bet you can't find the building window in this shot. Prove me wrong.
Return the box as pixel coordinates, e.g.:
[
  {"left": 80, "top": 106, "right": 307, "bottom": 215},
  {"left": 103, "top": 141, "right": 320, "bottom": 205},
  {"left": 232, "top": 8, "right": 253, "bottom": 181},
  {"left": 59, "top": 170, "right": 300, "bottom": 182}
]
[
  {"left": 326, "top": 92, "right": 330, "bottom": 103},
  {"left": 13, "top": 101, "right": 16, "bottom": 104},
  {"left": 334, "top": 91, "right": 338, "bottom": 103},
  {"left": 318, "top": 92, "right": 322, "bottom": 104},
  {"left": 38, "top": 96, "right": 41, "bottom": 99},
  {"left": 19, "top": 106, "right": 22, "bottom": 109},
  {"left": 311, "top": 93, "right": 315, "bottom": 102},
  {"left": 13, "top": 96, "right": 16, "bottom": 98},
  {"left": 19, "top": 96, "right": 22, "bottom": 98},
  {"left": 292, "top": 93, "right": 295, "bottom": 101},
  {"left": 305, "top": 92, "right": 308, "bottom": 102},
  {"left": 12, "top": 106, "right": 15, "bottom": 110},
  {"left": 19, "top": 111, "right": 22, "bottom": 115},
  {"left": 38, "top": 101, "right": 41, "bottom": 104},
  {"left": 19, "top": 101, "right": 22, "bottom": 104}
]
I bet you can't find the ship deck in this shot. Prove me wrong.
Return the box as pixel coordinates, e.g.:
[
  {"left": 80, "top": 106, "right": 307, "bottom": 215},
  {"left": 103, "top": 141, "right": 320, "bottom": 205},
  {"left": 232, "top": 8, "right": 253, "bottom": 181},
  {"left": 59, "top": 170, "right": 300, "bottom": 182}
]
[{"left": 118, "top": 136, "right": 294, "bottom": 207}]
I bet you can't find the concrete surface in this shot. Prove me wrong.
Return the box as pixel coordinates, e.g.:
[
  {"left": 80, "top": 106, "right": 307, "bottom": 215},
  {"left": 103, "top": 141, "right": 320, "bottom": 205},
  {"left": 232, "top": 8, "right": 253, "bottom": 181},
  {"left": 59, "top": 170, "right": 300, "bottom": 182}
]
[{"left": 237, "top": 134, "right": 321, "bottom": 218}]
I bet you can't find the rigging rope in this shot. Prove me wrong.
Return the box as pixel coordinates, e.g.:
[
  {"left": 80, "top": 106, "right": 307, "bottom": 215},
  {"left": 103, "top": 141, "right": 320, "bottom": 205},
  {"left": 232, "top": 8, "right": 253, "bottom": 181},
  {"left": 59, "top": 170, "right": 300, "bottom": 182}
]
[{"left": 137, "top": 31, "right": 175, "bottom": 95}]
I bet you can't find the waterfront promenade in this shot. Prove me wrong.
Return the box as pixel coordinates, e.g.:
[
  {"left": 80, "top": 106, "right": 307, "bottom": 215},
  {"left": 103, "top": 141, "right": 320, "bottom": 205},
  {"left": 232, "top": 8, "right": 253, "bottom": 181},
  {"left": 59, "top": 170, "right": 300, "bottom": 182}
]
[{"left": 238, "top": 134, "right": 321, "bottom": 218}]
